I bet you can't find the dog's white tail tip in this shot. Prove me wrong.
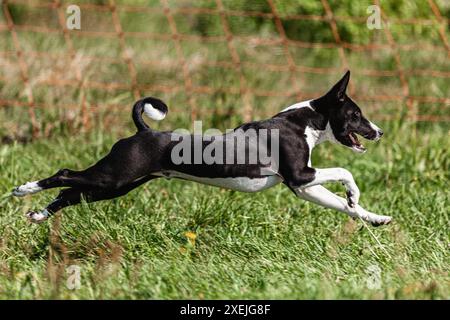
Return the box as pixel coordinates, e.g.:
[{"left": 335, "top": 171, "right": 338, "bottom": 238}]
[{"left": 144, "top": 103, "right": 166, "bottom": 121}]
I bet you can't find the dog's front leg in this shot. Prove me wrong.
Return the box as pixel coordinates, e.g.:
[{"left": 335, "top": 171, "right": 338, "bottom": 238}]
[
  {"left": 300, "top": 168, "right": 360, "bottom": 207},
  {"left": 296, "top": 185, "right": 392, "bottom": 226}
]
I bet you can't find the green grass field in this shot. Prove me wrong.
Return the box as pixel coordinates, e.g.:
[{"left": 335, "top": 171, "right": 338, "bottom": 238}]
[{"left": 0, "top": 120, "right": 448, "bottom": 299}]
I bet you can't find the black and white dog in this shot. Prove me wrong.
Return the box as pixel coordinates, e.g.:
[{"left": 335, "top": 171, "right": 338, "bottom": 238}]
[{"left": 13, "top": 71, "right": 392, "bottom": 226}]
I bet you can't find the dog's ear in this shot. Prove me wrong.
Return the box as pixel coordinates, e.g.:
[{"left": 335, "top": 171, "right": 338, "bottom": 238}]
[{"left": 326, "top": 70, "right": 350, "bottom": 102}]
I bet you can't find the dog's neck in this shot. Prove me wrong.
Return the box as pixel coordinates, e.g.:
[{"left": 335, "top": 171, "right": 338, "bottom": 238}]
[
  {"left": 310, "top": 98, "right": 340, "bottom": 148},
  {"left": 280, "top": 98, "right": 337, "bottom": 150},
  {"left": 305, "top": 122, "right": 337, "bottom": 150}
]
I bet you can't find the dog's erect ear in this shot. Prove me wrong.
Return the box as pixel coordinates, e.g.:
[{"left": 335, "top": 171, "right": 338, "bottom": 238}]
[{"left": 326, "top": 70, "right": 350, "bottom": 102}]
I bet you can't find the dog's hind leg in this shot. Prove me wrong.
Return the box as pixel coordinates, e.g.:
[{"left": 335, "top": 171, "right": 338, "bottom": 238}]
[
  {"left": 26, "top": 176, "right": 157, "bottom": 223},
  {"left": 26, "top": 188, "right": 84, "bottom": 223},
  {"left": 295, "top": 185, "right": 392, "bottom": 226},
  {"left": 12, "top": 180, "right": 44, "bottom": 197},
  {"left": 13, "top": 169, "right": 89, "bottom": 197},
  {"left": 12, "top": 167, "right": 123, "bottom": 197}
]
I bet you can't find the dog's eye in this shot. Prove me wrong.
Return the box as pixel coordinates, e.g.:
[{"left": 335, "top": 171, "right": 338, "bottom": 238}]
[{"left": 352, "top": 112, "right": 360, "bottom": 120}]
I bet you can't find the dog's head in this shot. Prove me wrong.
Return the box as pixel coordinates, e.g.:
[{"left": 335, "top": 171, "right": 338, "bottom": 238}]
[{"left": 316, "top": 71, "right": 383, "bottom": 153}]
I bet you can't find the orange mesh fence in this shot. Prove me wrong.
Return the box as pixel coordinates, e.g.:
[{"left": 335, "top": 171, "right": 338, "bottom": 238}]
[{"left": 0, "top": 0, "right": 449, "bottom": 137}]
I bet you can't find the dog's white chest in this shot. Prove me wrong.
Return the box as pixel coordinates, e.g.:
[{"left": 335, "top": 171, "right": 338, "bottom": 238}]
[{"left": 155, "top": 171, "right": 282, "bottom": 193}]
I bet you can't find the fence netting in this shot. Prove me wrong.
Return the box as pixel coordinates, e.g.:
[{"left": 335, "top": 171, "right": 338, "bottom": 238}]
[{"left": 0, "top": 0, "right": 449, "bottom": 137}]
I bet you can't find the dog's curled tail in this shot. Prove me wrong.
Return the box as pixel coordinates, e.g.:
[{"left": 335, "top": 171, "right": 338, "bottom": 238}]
[{"left": 132, "top": 97, "right": 168, "bottom": 131}]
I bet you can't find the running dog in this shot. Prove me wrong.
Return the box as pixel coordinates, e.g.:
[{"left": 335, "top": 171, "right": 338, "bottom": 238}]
[{"left": 12, "top": 71, "right": 392, "bottom": 226}]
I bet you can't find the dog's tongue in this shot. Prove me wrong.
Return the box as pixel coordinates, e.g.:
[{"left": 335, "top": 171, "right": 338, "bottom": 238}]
[
  {"left": 349, "top": 133, "right": 365, "bottom": 150},
  {"left": 348, "top": 132, "right": 366, "bottom": 152},
  {"left": 349, "top": 133, "right": 360, "bottom": 146}
]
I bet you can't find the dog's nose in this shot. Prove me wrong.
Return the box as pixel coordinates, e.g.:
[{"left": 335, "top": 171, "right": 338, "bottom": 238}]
[{"left": 378, "top": 130, "right": 383, "bottom": 137}]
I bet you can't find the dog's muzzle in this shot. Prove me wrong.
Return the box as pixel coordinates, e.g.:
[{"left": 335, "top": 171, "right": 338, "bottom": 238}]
[
  {"left": 373, "top": 129, "right": 383, "bottom": 141},
  {"left": 363, "top": 129, "right": 383, "bottom": 141}
]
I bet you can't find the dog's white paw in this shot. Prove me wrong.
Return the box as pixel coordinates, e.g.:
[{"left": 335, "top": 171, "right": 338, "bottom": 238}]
[
  {"left": 26, "top": 210, "right": 49, "bottom": 224},
  {"left": 369, "top": 215, "right": 392, "bottom": 227},
  {"left": 13, "top": 181, "right": 42, "bottom": 197}
]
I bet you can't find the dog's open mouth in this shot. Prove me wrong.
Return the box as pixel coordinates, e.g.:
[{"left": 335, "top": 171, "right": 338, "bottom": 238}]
[{"left": 348, "top": 132, "right": 366, "bottom": 153}]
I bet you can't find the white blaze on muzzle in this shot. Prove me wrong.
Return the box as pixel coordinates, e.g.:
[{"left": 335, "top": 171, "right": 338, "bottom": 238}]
[{"left": 368, "top": 121, "right": 383, "bottom": 141}]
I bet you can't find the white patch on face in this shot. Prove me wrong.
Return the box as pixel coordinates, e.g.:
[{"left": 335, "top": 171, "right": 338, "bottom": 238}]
[
  {"left": 154, "top": 171, "right": 282, "bottom": 193},
  {"left": 280, "top": 99, "right": 313, "bottom": 113},
  {"left": 13, "top": 181, "right": 42, "bottom": 197},
  {"left": 369, "top": 121, "right": 383, "bottom": 141},
  {"left": 369, "top": 121, "right": 381, "bottom": 132},
  {"left": 144, "top": 103, "right": 166, "bottom": 121},
  {"left": 26, "top": 209, "right": 49, "bottom": 224}
]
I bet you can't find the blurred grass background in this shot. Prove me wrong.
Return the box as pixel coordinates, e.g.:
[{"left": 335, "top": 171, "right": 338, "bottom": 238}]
[{"left": 0, "top": 0, "right": 449, "bottom": 140}]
